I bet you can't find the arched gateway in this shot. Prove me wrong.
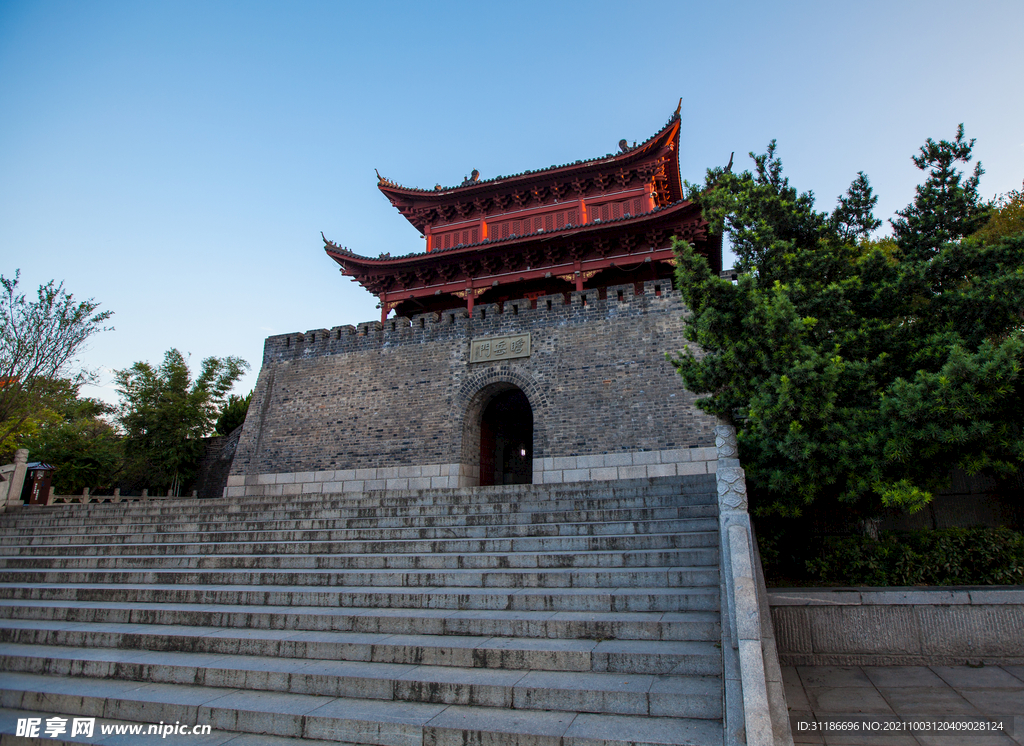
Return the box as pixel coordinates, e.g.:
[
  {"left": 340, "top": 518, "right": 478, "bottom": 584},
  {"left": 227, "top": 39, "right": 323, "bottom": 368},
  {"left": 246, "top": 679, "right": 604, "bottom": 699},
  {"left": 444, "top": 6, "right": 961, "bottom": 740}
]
[
  {"left": 478, "top": 388, "right": 533, "bottom": 485},
  {"left": 458, "top": 372, "right": 544, "bottom": 487}
]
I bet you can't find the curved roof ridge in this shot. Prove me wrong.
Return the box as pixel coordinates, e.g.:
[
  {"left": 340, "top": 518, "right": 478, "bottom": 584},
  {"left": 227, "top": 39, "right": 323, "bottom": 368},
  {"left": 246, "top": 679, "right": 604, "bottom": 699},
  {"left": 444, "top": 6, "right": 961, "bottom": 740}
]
[{"left": 376, "top": 103, "right": 682, "bottom": 196}]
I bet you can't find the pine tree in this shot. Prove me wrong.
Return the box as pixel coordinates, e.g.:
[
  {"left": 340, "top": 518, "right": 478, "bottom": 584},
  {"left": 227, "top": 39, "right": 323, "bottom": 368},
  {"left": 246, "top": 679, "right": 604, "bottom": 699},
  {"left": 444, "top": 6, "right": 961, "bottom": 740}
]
[
  {"left": 891, "top": 124, "right": 989, "bottom": 260},
  {"left": 831, "top": 172, "right": 882, "bottom": 242},
  {"left": 673, "top": 135, "right": 1024, "bottom": 519}
]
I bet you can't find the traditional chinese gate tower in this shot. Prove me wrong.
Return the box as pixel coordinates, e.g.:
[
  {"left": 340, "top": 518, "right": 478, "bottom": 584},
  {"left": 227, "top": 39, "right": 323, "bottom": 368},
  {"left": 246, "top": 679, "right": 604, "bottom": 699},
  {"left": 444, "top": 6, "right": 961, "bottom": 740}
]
[{"left": 229, "top": 104, "right": 723, "bottom": 493}]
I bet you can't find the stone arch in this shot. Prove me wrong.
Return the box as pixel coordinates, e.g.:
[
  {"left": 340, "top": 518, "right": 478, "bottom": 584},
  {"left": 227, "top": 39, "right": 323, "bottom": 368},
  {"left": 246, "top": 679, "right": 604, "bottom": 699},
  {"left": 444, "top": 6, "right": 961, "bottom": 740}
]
[{"left": 454, "top": 366, "right": 548, "bottom": 487}]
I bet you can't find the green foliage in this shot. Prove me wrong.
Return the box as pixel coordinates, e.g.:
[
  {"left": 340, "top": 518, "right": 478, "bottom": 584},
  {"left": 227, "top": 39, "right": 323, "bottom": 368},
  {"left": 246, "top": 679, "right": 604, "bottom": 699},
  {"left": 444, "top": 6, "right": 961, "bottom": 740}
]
[
  {"left": 804, "top": 528, "right": 1024, "bottom": 586},
  {"left": 215, "top": 390, "right": 252, "bottom": 435},
  {"left": 672, "top": 128, "right": 1024, "bottom": 519},
  {"left": 974, "top": 182, "right": 1024, "bottom": 244},
  {"left": 831, "top": 172, "right": 882, "bottom": 242},
  {"left": 116, "top": 349, "right": 248, "bottom": 494},
  {"left": 20, "top": 383, "right": 123, "bottom": 494},
  {"left": 0, "top": 271, "right": 112, "bottom": 456},
  {"left": 891, "top": 124, "right": 989, "bottom": 260}
]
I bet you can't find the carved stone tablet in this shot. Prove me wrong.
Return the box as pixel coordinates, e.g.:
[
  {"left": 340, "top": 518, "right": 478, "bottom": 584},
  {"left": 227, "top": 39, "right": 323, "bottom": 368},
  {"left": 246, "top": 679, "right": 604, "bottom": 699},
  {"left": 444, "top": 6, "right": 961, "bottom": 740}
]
[{"left": 470, "top": 333, "right": 531, "bottom": 363}]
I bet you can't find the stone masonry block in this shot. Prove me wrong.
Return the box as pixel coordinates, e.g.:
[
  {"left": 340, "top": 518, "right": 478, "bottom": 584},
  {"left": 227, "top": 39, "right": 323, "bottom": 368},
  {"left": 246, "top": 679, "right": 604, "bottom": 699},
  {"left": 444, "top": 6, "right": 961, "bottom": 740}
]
[
  {"left": 647, "top": 463, "right": 676, "bottom": 478},
  {"left": 282, "top": 483, "right": 303, "bottom": 495},
  {"left": 604, "top": 453, "right": 632, "bottom": 467},
  {"left": 430, "top": 476, "right": 453, "bottom": 488},
  {"left": 591, "top": 467, "right": 618, "bottom": 482},
  {"left": 341, "top": 480, "right": 364, "bottom": 492},
  {"left": 313, "top": 470, "right": 335, "bottom": 482},
  {"left": 618, "top": 465, "right": 648, "bottom": 480},
  {"left": 552, "top": 456, "right": 577, "bottom": 470},
  {"left": 631, "top": 451, "right": 661, "bottom": 466},
  {"left": 294, "top": 472, "right": 314, "bottom": 484},
  {"left": 576, "top": 455, "right": 604, "bottom": 469},
  {"left": 226, "top": 486, "right": 246, "bottom": 498},
  {"left": 661, "top": 449, "right": 691, "bottom": 464},
  {"left": 364, "top": 479, "right": 386, "bottom": 490},
  {"left": 421, "top": 464, "right": 441, "bottom": 477},
  {"left": 810, "top": 606, "right": 921, "bottom": 656},
  {"left": 562, "top": 469, "right": 590, "bottom": 483},
  {"left": 381, "top": 466, "right": 401, "bottom": 479},
  {"left": 692, "top": 447, "right": 717, "bottom": 462},
  {"left": 226, "top": 475, "right": 244, "bottom": 487},
  {"left": 678, "top": 461, "right": 708, "bottom": 475},
  {"left": 385, "top": 478, "right": 410, "bottom": 490},
  {"left": 542, "top": 471, "right": 563, "bottom": 484},
  {"left": 257, "top": 474, "right": 276, "bottom": 485},
  {"left": 354, "top": 468, "right": 377, "bottom": 480},
  {"left": 408, "top": 477, "right": 432, "bottom": 490},
  {"left": 275, "top": 473, "right": 296, "bottom": 484},
  {"left": 334, "top": 469, "right": 356, "bottom": 482}
]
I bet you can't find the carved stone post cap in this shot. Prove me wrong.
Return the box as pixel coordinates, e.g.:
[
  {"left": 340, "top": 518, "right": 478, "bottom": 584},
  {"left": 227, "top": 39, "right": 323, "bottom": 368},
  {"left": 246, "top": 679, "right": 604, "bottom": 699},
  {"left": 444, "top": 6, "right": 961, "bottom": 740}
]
[
  {"left": 13, "top": 449, "right": 28, "bottom": 463},
  {"left": 716, "top": 465, "right": 748, "bottom": 511},
  {"left": 714, "top": 424, "right": 739, "bottom": 459}
]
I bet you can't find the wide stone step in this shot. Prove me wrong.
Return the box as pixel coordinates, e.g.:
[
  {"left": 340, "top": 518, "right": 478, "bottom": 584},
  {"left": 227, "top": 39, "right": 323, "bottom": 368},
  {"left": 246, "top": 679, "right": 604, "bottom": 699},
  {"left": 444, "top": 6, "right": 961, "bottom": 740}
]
[
  {"left": 0, "top": 643, "right": 722, "bottom": 717},
  {"left": 0, "top": 547, "right": 718, "bottom": 571},
  {"left": 0, "top": 517, "right": 718, "bottom": 547},
  {"left": 0, "top": 672, "right": 725, "bottom": 745},
  {"left": 0, "top": 494, "right": 719, "bottom": 526},
  {"left": 0, "top": 505, "right": 718, "bottom": 534},
  {"left": 0, "top": 565, "right": 720, "bottom": 589},
  {"left": 0, "top": 623, "right": 722, "bottom": 676},
  {"left": 0, "top": 530, "right": 718, "bottom": 557},
  {"left": 0, "top": 583, "right": 721, "bottom": 612},
  {"left": 0, "top": 476, "right": 716, "bottom": 519},
  {"left": 0, "top": 600, "right": 721, "bottom": 641}
]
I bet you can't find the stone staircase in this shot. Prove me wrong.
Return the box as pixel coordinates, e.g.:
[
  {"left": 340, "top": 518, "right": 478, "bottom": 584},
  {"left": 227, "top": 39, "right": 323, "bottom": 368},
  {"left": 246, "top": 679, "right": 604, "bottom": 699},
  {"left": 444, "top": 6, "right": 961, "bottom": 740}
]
[{"left": 0, "top": 475, "right": 725, "bottom": 746}]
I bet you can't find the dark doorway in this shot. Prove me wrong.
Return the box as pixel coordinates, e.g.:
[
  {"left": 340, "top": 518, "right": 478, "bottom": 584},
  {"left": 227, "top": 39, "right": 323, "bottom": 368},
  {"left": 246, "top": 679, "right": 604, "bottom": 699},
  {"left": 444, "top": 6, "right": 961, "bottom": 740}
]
[{"left": 479, "top": 389, "right": 533, "bottom": 486}]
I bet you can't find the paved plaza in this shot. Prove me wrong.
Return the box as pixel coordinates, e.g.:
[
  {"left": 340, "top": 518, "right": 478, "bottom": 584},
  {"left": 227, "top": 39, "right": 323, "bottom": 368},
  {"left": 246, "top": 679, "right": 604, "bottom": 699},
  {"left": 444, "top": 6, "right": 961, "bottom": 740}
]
[{"left": 785, "top": 664, "right": 1024, "bottom": 745}]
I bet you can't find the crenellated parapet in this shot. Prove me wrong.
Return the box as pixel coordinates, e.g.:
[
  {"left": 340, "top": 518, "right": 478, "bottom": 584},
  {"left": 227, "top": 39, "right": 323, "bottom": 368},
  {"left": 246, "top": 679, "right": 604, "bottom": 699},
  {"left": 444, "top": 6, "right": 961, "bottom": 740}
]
[{"left": 263, "top": 279, "right": 686, "bottom": 365}]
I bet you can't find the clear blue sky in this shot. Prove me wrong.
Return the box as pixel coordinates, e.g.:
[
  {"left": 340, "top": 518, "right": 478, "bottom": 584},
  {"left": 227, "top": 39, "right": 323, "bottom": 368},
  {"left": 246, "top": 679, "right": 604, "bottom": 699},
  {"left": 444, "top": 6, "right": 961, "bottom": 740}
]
[{"left": 2, "top": 0, "right": 1022, "bottom": 405}]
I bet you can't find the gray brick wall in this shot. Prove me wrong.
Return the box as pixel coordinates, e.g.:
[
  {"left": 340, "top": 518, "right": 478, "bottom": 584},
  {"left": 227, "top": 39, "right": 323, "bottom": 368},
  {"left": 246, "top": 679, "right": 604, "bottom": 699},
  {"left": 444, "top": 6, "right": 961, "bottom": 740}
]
[{"left": 230, "top": 279, "right": 718, "bottom": 489}]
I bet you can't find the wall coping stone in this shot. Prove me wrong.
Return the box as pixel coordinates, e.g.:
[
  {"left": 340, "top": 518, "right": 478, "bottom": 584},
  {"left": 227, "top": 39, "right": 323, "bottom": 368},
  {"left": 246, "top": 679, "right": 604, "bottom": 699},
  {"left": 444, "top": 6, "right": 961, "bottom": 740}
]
[{"left": 769, "top": 586, "right": 1024, "bottom": 606}]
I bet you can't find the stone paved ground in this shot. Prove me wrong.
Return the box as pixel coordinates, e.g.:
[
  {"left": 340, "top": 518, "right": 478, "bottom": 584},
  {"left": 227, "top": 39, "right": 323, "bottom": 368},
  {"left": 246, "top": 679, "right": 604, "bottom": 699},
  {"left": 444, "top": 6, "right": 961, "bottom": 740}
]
[{"left": 784, "top": 664, "right": 1024, "bottom": 745}]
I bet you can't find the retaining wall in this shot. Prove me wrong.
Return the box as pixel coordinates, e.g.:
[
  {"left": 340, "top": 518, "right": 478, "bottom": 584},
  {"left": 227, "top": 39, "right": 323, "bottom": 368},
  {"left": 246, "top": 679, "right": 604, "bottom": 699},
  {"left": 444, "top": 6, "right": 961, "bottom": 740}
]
[{"left": 769, "top": 587, "right": 1024, "bottom": 666}]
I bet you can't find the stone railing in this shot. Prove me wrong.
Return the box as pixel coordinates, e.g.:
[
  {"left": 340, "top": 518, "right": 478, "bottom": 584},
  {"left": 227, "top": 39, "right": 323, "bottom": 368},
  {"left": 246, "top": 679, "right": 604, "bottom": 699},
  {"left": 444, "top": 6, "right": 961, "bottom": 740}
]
[
  {"left": 715, "top": 424, "right": 792, "bottom": 746},
  {"left": 46, "top": 487, "right": 198, "bottom": 505}
]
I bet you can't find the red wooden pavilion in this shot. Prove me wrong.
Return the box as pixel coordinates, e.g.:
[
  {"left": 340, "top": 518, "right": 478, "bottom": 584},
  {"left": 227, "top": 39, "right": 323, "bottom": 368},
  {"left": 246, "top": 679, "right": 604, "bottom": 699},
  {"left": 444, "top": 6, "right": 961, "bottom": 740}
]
[{"left": 324, "top": 102, "right": 720, "bottom": 323}]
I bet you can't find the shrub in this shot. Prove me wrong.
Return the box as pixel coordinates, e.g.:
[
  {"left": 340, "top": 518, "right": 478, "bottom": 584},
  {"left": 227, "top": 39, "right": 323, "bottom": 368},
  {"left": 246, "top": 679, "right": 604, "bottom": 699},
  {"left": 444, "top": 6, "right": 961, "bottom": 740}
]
[{"left": 804, "top": 528, "right": 1024, "bottom": 586}]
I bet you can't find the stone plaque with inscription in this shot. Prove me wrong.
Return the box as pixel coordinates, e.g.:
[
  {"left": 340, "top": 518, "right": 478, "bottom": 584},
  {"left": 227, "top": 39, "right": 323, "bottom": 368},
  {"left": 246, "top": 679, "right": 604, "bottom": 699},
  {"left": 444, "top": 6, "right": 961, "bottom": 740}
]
[{"left": 469, "top": 333, "right": 531, "bottom": 363}]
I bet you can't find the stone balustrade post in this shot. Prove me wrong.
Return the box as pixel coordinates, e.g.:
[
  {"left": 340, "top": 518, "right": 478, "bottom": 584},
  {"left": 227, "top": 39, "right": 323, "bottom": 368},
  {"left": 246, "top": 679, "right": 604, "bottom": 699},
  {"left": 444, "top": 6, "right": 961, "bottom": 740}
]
[{"left": 1, "top": 450, "right": 29, "bottom": 513}]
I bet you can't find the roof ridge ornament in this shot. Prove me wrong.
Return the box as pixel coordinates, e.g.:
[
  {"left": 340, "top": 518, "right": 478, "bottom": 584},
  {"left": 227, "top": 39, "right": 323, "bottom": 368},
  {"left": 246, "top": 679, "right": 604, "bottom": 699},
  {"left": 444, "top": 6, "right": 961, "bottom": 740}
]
[{"left": 674, "top": 98, "right": 682, "bottom": 118}]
